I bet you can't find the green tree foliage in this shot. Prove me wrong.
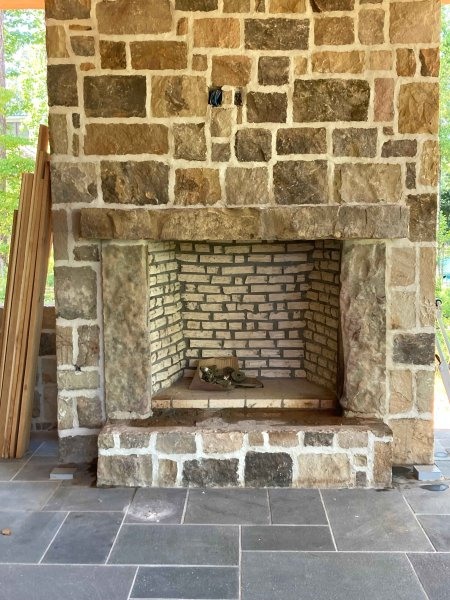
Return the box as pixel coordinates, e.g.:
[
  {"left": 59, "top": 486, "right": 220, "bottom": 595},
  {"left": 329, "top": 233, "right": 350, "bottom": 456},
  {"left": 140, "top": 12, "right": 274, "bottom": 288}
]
[{"left": 0, "top": 10, "right": 46, "bottom": 288}]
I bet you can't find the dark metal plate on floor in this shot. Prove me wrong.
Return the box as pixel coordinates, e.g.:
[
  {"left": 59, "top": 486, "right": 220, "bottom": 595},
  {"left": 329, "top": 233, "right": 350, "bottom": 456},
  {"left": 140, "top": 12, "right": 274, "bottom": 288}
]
[{"left": 420, "top": 484, "right": 449, "bottom": 492}]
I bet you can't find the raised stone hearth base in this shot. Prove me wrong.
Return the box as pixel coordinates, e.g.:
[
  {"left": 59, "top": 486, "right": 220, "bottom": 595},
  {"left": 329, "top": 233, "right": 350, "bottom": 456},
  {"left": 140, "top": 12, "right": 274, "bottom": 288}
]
[{"left": 97, "top": 410, "right": 393, "bottom": 489}]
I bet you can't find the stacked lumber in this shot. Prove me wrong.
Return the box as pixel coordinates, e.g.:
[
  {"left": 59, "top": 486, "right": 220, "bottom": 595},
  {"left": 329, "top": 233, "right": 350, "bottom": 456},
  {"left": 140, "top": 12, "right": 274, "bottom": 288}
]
[{"left": 0, "top": 125, "right": 52, "bottom": 458}]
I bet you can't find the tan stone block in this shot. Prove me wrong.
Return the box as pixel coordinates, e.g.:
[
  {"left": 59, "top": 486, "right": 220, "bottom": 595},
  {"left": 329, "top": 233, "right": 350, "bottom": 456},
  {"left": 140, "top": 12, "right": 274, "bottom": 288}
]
[
  {"left": 335, "top": 163, "right": 402, "bottom": 203},
  {"left": 223, "top": 0, "right": 251, "bottom": 11},
  {"left": 202, "top": 432, "right": 244, "bottom": 453},
  {"left": 268, "top": 432, "right": 299, "bottom": 447},
  {"left": 389, "top": 247, "right": 416, "bottom": 287},
  {"left": 312, "top": 51, "right": 364, "bottom": 74},
  {"left": 420, "top": 48, "right": 440, "bottom": 77},
  {"left": 373, "top": 442, "right": 393, "bottom": 487},
  {"left": 177, "top": 17, "right": 188, "bottom": 35},
  {"left": 369, "top": 51, "right": 392, "bottom": 71},
  {"left": 84, "top": 124, "right": 169, "bottom": 156},
  {"left": 130, "top": 41, "right": 187, "bottom": 70},
  {"left": 419, "top": 140, "right": 439, "bottom": 187},
  {"left": 152, "top": 76, "right": 208, "bottom": 118},
  {"left": 314, "top": 16, "right": 354, "bottom": 46},
  {"left": 415, "top": 370, "right": 434, "bottom": 413},
  {"left": 212, "top": 55, "right": 252, "bottom": 86},
  {"left": 174, "top": 123, "right": 207, "bottom": 161},
  {"left": 269, "top": 0, "right": 306, "bottom": 11},
  {"left": 49, "top": 114, "right": 68, "bottom": 156},
  {"left": 97, "top": 0, "right": 173, "bottom": 35},
  {"left": 407, "top": 193, "right": 438, "bottom": 242},
  {"left": 354, "top": 455, "right": 367, "bottom": 467},
  {"left": 388, "top": 418, "right": 434, "bottom": 464},
  {"left": 193, "top": 18, "right": 240, "bottom": 48},
  {"left": 156, "top": 432, "right": 196, "bottom": 454},
  {"left": 192, "top": 54, "right": 208, "bottom": 71},
  {"left": 359, "top": 9, "right": 384, "bottom": 45},
  {"left": 97, "top": 455, "right": 153, "bottom": 487},
  {"left": 46, "top": 25, "right": 68, "bottom": 58},
  {"left": 210, "top": 108, "right": 232, "bottom": 137},
  {"left": 56, "top": 326, "right": 73, "bottom": 366},
  {"left": 390, "top": 291, "right": 416, "bottom": 330},
  {"left": 294, "top": 56, "right": 308, "bottom": 75},
  {"left": 390, "top": 1, "right": 440, "bottom": 44},
  {"left": 248, "top": 431, "right": 264, "bottom": 446},
  {"left": 297, "top": 454, "right": 351, "bottom": 487},
  {"left": 374, "top": 78, "right": 394, "bottom": 122},
  {"left": 396, "top": 48, "right": 416, "bottom": 76},
  {"left": 419, "top": 246, "right": 436, "bottom": 327},
  {"left": 77, "top": 396, "right": 103, "bottom": 429},
  {"left": 58, "top": 395, "right": 75, "bottom": 430},
  {"left": 52, "top": 210, "right": 69, "bottom": 261},
  {"left": 175, "top": 168, "right": 221, "bottom": 206},
  {"left": 398, "top": 83, "right": 439, "bottom": 134},
  {"left": 226, "top": 167, "right": 269, "bottom": 205},
  {"left": 157, "top": 459, "right": 178, "bottom": 486},
  {"left": 389, "top": 370, "right": 413, "bottom": 413},
  {"left": 338, "top": 430, "right": 368, "bottom": 449}
]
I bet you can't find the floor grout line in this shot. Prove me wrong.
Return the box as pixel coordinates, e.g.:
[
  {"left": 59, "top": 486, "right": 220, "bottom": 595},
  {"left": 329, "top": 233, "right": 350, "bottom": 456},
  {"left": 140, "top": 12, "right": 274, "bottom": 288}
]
[
  {"left": 400, "top": 493, "right": 437, "bottom": 553},
  {"left": 181, "top": 488, "right": 189, "bottom": 524},
  {"left": 405, "top": 553, "right": 432, "bottom": 600},
  {"left": 318, "top": 489, "right": 337, "bottom": 552},
  {"left": 266, "top": 489, "right": 272, "bottom": 525},
  {"left": 126, "top": 566, "right": 139, "bottom": 600},
  {"left": 37, "top": 511, "right": 70, "bottom": 565},
  {"left": 105, "top": 489, "right": 136, "bottom": 565}
]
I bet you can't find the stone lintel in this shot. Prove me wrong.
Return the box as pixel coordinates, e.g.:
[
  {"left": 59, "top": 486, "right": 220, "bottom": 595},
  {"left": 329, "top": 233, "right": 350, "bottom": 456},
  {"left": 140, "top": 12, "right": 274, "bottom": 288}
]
[{"left": 80, "top": 206, "right": 409, "bottom": 242}]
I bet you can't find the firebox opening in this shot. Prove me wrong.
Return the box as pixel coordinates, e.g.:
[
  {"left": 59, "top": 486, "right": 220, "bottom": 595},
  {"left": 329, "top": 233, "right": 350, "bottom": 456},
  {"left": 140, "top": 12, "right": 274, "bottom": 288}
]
[{"left": 149, "top": 239, "right": 342, "bottom": 411}]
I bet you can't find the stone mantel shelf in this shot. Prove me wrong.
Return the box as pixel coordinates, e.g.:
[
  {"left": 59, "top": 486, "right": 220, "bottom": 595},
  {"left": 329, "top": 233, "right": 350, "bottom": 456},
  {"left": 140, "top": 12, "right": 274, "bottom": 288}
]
[{"left": 80, "top": 205, "right": 409, "bottom": 242}]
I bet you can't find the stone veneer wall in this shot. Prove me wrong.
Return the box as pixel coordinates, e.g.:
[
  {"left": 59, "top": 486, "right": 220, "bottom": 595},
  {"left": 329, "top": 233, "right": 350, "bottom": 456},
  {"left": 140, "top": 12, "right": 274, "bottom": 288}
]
[
  {"left": 46, "top": 0, "right": 439, "bottom": 463},
  {"left": 150, "top": 239, "right": 340, "bottom": 393}
]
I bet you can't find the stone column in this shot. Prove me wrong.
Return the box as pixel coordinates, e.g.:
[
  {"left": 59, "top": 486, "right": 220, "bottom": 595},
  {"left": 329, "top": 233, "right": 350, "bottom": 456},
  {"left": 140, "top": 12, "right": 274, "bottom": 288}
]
[{"left": 102, "top": 242, "right": 152, "bottom": 419}]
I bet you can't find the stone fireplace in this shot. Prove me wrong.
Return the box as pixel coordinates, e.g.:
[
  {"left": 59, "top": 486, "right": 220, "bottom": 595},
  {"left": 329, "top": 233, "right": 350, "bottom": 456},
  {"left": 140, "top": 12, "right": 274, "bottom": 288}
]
[{"left": 47, "top": 0, "right": 439, "bottom": 487}]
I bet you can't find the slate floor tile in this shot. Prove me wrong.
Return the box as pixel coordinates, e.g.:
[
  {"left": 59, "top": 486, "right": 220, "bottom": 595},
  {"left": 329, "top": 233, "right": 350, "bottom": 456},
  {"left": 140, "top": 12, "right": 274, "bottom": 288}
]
[
  {"left": 126, "top": 488, "right": 186, "bottom": 524},
  {"left": 0, "top": 460, "right": 26, "bottom": 482},
  {"left": 131, "top": 566, "right": 239, "bottom": 599},
  {"left": 109, "top": 524, "right": 239, "bottom": 565},
  {"left": 31, "top": 439, "right": 59, "bottom": 458},
  {"left": 43, "top": 485, "right": 135, "bottom": 512},
  {"left": 0, "top": 564, "right": 136, "bottom": 600},
  {"left": 403, "top": 486, "right": 450, "bottom": 515},
  {"left": 13, "top": 457, "right": 58, "bottom": 481},
  {"left": 184, "top": 489, "right": 270, "bottom": 524},
  {"left": 242, "top": 525, "right": 334, "bottom": 551},
  {"left": 42, "top": 511, "right": 123, "bottom": 564},
  {"left": 268, "top": 489, "right": 327, "bottom": 524},
  {"left": 0, "top": 482, "right": 59, "bottom": 511},
  {"left": 322, "top": 489, "right": 433, "bottom": 551},
  {"left": 241, "top": 552, "right": 427, "bottom": 600},
  {"left": 408, "top": 553, "right": 450, "bottom": 600},
  {"left": 0, "top": 511, "right": 66, "bottom": 563},
  {"left": 417, "top": 515, "right": 450, "bottom": 551}
]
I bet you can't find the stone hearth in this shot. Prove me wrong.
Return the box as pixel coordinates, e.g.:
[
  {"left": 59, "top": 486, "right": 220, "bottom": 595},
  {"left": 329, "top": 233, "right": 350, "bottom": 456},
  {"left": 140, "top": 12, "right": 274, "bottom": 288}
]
[{"left": 47, "top": 0, "right": 438, "bottom": 484}]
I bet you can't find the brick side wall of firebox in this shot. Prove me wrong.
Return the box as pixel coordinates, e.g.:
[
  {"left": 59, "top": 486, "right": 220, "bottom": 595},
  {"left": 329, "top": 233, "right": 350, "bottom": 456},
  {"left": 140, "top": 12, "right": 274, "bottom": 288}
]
[{"left": 46, "top": 0, "right": 439, "bottom": 464}]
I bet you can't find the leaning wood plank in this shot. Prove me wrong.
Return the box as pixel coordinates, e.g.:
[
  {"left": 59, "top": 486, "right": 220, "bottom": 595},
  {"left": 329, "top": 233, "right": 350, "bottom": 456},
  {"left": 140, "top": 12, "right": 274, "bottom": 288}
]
[
  {"left": 0, "top": 175, "right": 34, "bottom": 456},
  {"left": 7, "top": 155, "right": 46, "bottom": 456},
  {"left": 15, "top": 163, "right": 52, "bottom": 458}
]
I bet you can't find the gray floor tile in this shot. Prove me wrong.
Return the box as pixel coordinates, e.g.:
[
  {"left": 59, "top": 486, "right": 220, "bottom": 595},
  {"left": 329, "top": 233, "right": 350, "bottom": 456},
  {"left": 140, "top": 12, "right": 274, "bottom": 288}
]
[
  {"left": 322, "top": 489, "right": 433, "bottom": 551},
  {"left": 42, "top": 511, "right": 123, "bottom": 564},
  {"left": 132, "top": 566, "right": 239, "bottom": 599},
  {"left": 435, "top": 461, "right": 450, "bottom": 478},
  {"left": 268, "top": 489, "right": 327, "bottom": 524},
  {"left": 0, "top": 460, "right": 26, "bottom": 482},
  {"left": 0, "top": 482, "right": 59, "bottom": 511},
  {"left": 109, "top": 524, "right": 239, "bottom": 565},
  {"left": 242, "top": 525, "right": 334, "bottom": 551},
  {"left": 403, "top": 486, "right": 450, "bottom": 514},
  {"left": 241, "top": 552, "right": 427, "bottom": 600},
  {"left": 43, "top": 485, "right": 135, "bottom": 512},
  {"left": 417, "top": 515, "right": 450, "bottom": 551},
  {"left": 408, "top": 553, "right": 450, "bottom": 600},
  {"left": 13, "top": 457, "right": 58, "bottom": 481},
  {"left": 126, "top": 488, "right": 186, "bottom": 524},
  {"left": 184, "top": 489, "right": 270, "bottom": 524},
  {"left": 0, "top": 564, "right": 136, "bottom": 600},
  {"left": 31, "top": 439, "right": 59, "bottom": 458},
  {"left": 0, "top": 511, "right": 66, "bottom": 563}
]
